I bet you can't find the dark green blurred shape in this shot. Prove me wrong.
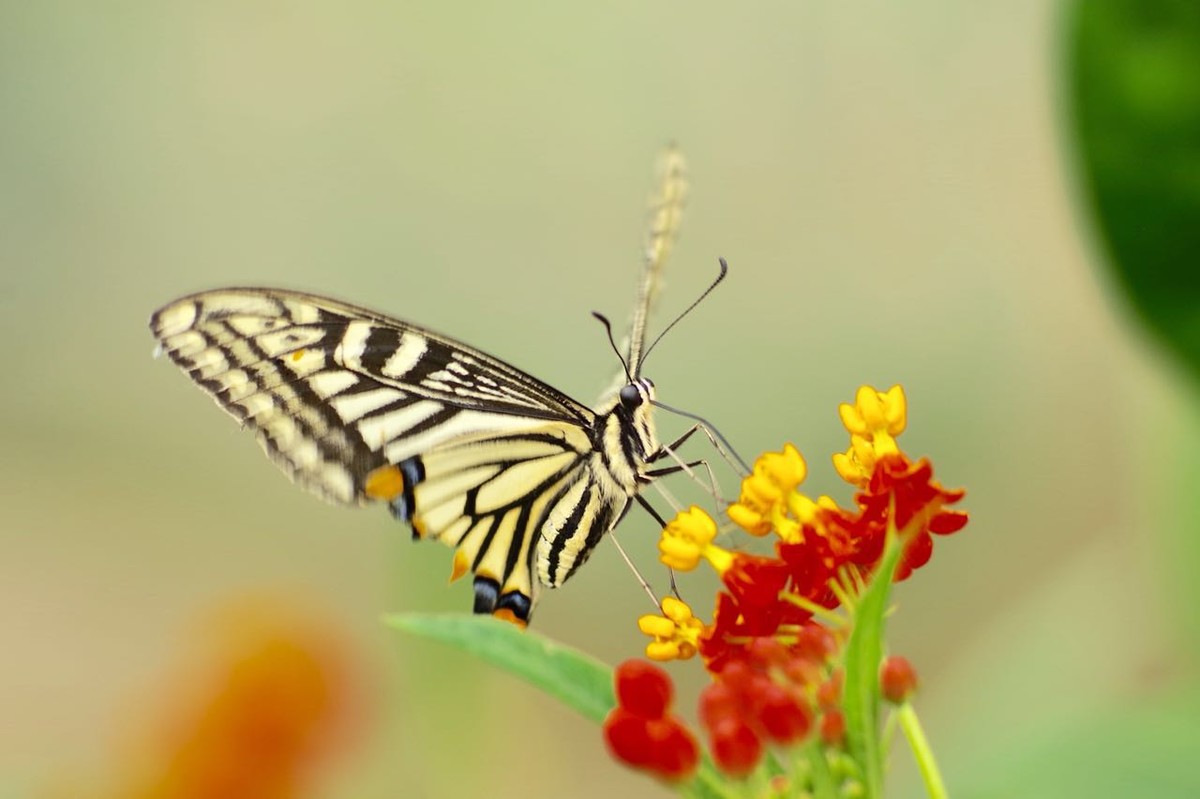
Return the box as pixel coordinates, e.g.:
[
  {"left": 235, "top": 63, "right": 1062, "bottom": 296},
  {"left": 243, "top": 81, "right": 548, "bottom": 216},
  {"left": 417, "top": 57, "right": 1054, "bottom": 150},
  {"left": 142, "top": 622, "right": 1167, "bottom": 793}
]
[
  {"left": 1055, "top": 9, "right": 1200, "bottom": 799},
  {"left": 1068, "top": 0, "right": 1200, "bottom": 382}
]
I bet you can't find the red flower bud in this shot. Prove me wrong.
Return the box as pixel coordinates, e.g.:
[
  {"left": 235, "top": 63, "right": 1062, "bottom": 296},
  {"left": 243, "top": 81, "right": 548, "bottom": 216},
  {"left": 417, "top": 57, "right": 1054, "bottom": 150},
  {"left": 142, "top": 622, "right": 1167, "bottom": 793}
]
[
  {"left": 794, "top": 623, "right": 837, "bottom": 662},
  {"left": 603, "top": 708, "right": 657, "bottom": 768},
  {"left": 698, "top": 680, "right": 739, "bottom": 729},
  {"left": 603, "top": 708, "right": 699, "bottom": 781},
  {"left": 709, "top": 716, "right": 763, "bottom": 777},
  {"left": 755, "top": 683, "right": 812, "bottom": 744},
  {"left": 746, "top": 636, "right": 789, "bottom": 669},
  {"left": 880, "top": 656, "right": 919, "bottom": 703},
  {"left": 653, "top": 721, "right": 700, "bottom": 781},
  {"left": 614, "top": 659, "right": 672, "bottom": 718}
]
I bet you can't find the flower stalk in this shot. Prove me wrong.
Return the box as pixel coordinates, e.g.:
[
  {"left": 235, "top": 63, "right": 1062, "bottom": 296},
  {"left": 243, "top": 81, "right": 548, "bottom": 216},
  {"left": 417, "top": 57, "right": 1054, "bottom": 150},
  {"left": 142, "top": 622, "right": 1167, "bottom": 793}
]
[{"left": 896, "top": 702, "right": 947, "bottom": 799}]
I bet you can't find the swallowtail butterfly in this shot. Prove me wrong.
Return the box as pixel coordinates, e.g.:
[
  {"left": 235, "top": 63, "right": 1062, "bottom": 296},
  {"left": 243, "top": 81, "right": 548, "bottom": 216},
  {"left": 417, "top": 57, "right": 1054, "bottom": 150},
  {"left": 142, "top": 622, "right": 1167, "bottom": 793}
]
[{"left": 149, "top": 151, "right": 696, "bottom": 625}]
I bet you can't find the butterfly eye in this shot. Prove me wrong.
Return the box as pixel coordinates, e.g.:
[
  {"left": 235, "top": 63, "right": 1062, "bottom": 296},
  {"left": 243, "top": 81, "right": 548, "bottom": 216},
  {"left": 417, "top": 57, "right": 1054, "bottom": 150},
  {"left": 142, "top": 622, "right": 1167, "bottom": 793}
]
[{"left": 619, "top": 384, "right": 642, "bottom": 409}]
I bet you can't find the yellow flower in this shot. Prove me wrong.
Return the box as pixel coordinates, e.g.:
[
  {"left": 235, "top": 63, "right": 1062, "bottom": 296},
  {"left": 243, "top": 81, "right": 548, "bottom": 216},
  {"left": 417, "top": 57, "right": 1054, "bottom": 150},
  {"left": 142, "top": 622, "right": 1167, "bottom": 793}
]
[
  {"left": 834, "top": 385, "right": 907, "bottom": 487},
  {"left": 638, "top": 597, "right": 704, "bottom": 661},
  {"left": 757, "top": 442, "right": 808, "bottom": 490},
  {"left": 659, "top": 506, "right": 733, "bottom": 573},
  {"left": 727, "top": 444, "right": 806, "bottom": 541}
]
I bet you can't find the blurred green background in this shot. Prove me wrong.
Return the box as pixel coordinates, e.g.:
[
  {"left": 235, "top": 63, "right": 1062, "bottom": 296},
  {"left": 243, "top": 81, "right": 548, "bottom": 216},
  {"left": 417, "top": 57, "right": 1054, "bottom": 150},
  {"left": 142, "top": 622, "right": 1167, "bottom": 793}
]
[{"left": 3, "top": 1, "right": 1198, "bottom": 797}]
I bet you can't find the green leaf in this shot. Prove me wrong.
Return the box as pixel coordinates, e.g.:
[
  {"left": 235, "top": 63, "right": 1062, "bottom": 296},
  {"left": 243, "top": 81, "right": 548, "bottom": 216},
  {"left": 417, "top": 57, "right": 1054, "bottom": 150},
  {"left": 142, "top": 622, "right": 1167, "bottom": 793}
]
[
  {"left": 841, "top": 541, "right": 903, "bottom": 799},
  {"left": 389, "top": 613, "right": 732, "bottom": 798},
  {"left": 1067, "top": 0, "right": 1200, "bottom": 382},
  {"left": 385, "top": 613, "right": 615, "bottom": 723}
]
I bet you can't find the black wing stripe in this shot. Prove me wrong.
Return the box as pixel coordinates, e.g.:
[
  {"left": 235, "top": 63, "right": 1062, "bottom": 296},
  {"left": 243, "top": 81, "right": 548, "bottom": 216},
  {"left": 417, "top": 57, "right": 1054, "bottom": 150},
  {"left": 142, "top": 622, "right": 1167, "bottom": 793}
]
[
  {"left": 543, "top": 482, "right": 593, "bottom": 586},
  {"left": 536, "top": 477, "right": 627, "bottom": 588},
  {"left": 359, "top": 325, "right": 403, "bottom": 375}
]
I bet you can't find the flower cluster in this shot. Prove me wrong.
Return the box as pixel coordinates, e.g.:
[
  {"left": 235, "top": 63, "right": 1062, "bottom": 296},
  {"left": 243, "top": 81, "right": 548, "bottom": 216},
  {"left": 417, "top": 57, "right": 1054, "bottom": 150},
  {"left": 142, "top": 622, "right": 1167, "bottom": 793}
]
[
  {"left": 698, "top": 636, "right": 822, "bottom": 775},
  {"left": 603, "top": 385, "right": 968, "bottom": 788}
]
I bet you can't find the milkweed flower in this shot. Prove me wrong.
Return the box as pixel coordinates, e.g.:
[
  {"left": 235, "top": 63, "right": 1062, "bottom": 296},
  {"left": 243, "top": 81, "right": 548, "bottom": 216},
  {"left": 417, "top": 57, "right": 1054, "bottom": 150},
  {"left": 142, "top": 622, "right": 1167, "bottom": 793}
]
[
  {"left": 605, "top": 385, "right": 968, "bottom": 792},
  {"left": 833, "top": 384, "right": 907, "bottom": 487},
  {"left": 658, "top": 505, "right": 732, "bottom": 573},
  {"left": 727, "top": 443, "right": 807, "bottom": 541},
  {"left": 638, "top": 597, "right": 703, "bottom": 661}
]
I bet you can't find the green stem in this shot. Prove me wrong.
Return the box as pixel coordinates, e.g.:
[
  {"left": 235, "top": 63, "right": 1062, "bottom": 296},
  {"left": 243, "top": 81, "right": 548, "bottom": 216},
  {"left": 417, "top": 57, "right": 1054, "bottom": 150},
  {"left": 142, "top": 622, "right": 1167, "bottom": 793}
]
[
  {"left": 805, "top": 740, "right": 839, "bottom": 799},
  {"left": 896, "top": 702, "right": 948, "bottom": 799}
]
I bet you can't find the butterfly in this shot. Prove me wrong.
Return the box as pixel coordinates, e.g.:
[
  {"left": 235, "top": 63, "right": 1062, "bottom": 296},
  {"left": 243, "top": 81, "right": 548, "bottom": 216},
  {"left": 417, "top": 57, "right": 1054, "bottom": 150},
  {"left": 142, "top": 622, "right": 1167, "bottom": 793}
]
[{"left": 148, "top": 153, "right": 708, "bottom": 625}]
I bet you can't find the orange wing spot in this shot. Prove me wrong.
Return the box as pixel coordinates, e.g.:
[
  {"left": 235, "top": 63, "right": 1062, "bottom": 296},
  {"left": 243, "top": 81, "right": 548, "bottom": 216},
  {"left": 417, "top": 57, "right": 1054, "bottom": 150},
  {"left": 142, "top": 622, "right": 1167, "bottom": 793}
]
[
  {"left": 492, "top": 608, "right": 528, "bottom": 629},
  {"left": 449, "top": 550, "right": 470, "bottom": 583},
  {"left": 363, "top": 465, "right": 405, "bottom": 501},
  {"left": 291, "top": 348, "right": 307, "bottom": 362},
  {"left": 412, "top": 515, "right": 427, "bottom": 539}
]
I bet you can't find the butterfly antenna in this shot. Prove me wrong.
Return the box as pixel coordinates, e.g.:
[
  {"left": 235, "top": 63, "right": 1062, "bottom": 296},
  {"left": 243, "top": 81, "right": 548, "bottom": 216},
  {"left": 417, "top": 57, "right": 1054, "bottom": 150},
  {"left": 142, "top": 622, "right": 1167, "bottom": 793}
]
[
  {"left": 651, "top": 398, "right": 753, "bottom": 474},
  {"left": 641, "top": 257, "right": 729, "bottom": 367},
  {"left": 592, "top": 311, "right": 633, "bottom": 384}
]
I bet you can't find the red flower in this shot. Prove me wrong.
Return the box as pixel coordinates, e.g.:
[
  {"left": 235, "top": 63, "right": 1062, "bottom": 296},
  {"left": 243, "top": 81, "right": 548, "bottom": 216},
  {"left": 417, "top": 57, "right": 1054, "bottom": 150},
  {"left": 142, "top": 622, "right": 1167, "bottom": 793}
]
[
  {"left": 614, "top": 659, "right": 672, "bottom": 717},
  {"left": 708, "top": 716, "right": 762, "bottom": 777},
  {"left": 861, "top": 454, "right": 968, "bottom": 581},
  {"left": 778, "top": 534, "right": 842, "bottom": 609},
  {"left": 722, "top": 553, "right": 790, "bottom": 613},
  {"left": 103, "top": 600, "right": 359, "bottom": 799},
  {"left": 602, "top": 660, "right": 699, "bottom": 782}
]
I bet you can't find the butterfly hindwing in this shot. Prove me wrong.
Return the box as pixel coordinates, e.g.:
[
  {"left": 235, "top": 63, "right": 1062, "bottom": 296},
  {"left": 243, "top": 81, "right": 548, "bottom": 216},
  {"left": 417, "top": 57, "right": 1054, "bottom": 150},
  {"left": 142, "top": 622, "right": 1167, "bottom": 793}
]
[{"left": 397, "top": 424, "right": 598, "bottom": 617}]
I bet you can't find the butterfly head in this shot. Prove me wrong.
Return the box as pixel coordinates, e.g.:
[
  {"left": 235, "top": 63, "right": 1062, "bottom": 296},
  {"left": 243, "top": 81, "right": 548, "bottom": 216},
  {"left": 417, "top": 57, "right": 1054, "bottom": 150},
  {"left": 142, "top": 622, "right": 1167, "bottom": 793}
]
[
  {"left": 618, "top": 377, "right": 655, "bottom": 411},
  {"left": 609, "top": 377, "right": 659, "bottom": 471}
]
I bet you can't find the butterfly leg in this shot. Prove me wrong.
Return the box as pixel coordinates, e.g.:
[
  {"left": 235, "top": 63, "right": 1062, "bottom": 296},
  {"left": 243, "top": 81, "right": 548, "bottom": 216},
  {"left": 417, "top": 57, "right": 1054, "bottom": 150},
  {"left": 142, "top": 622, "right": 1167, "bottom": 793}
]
[
  {"left": 646, "top": 425, "right": 727, "bottom": 506},
  {"left": 629, "top": 495, "right": 687, "bottom": 605},
  {"left": 607, "top": 514, "right": 664, "bottom": 613},
  {"left": 648, "top": 415, "right": 752, "bottom": 475},
  {"left": 648, "top": 424, "right": 703, "bottom": 460}
]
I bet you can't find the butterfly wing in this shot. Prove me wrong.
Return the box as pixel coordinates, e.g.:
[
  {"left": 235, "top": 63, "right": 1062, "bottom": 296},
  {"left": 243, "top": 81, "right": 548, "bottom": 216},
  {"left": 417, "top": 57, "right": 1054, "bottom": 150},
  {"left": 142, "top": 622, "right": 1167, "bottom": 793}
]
[
  {"left": 150, "top": 288, "right": 595, "bottom": 504},
  {"left": 150, "top": 288, "right": 611, "bottom": 621}
]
